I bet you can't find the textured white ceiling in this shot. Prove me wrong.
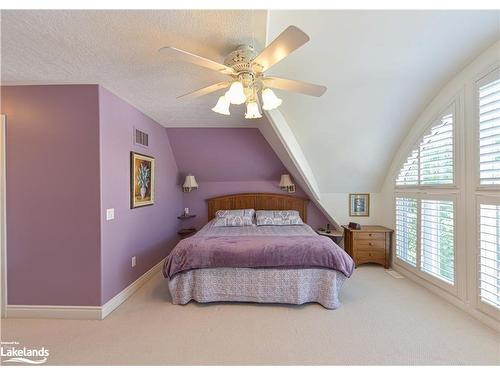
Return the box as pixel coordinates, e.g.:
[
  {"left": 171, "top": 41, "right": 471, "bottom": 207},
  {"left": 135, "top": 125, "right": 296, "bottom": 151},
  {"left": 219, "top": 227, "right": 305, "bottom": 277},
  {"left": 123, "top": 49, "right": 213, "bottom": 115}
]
[
  {"left": 2, "top": 10, "right": 499, "bottom": 195},
  {"left": 0, "top": 10, "right": 268, "bottom": 127},
  {"left": 267, "top": 10, "right": 500, "bottom": 192}
]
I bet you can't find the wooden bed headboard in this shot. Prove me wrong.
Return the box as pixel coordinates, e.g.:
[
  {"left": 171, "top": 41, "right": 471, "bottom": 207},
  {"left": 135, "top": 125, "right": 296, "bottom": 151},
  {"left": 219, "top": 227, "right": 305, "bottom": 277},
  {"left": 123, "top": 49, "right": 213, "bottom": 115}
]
[{"left": 206, "top": 193, "right": 309, "bottom": 222}]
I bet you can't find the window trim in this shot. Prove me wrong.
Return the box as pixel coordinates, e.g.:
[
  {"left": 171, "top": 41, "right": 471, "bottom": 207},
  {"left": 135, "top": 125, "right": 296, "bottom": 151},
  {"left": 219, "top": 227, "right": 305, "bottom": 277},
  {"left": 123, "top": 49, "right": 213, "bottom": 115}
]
[
  {"left": 475, "top": 65, "right": 500, "bottom": 191},
  {"left": 395, "top": 101, "right": 458, "bottom": 190},
  {"left": 475, "top": 194, "right": 500, "bottom": 319},
  {"left": 394, "top": 191, "right": 458, "bottom": 296}
]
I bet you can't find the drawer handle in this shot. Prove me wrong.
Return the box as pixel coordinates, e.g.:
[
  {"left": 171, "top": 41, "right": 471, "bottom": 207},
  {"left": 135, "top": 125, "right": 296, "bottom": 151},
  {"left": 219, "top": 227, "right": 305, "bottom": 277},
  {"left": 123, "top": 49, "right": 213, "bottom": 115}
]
[
  {"left": 369, "top": 242, "right": 373, "bottom": 246},
  {"left": 368, "top": 233, "right": 373, "bottom": 237}
]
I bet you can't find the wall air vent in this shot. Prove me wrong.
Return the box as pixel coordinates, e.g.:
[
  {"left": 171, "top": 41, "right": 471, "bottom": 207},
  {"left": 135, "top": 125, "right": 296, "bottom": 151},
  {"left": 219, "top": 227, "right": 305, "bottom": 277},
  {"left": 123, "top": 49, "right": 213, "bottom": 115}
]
[{"left": 134, "top": 128, "right": 149, "bottom": 147}]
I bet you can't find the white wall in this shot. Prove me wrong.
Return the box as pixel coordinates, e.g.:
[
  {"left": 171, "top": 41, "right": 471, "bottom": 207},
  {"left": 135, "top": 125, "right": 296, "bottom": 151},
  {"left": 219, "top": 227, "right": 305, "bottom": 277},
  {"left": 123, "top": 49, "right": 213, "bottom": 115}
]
[{"left": 320, "top": 193, "right": 383, "bottom": 226}]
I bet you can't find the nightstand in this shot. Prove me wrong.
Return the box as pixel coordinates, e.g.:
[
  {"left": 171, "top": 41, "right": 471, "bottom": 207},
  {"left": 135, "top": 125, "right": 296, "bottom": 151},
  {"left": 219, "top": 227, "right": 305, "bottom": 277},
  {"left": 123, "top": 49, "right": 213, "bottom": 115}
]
[
  {"left": 177, "top": 213, "right": 196, "bottom": 238},
  {"left": 342, "top": 225, "right": 393, "bottom": 268},
  {"left": 316, "top": 228, "right": 343, "bottom": 245}
]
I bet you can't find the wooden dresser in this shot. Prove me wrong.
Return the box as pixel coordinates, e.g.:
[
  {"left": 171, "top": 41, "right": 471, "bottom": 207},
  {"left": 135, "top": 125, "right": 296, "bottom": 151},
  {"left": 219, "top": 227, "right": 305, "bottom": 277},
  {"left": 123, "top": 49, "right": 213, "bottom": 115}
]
[{"left": 342, "top": 225, "right": 393, "bottom": 268}]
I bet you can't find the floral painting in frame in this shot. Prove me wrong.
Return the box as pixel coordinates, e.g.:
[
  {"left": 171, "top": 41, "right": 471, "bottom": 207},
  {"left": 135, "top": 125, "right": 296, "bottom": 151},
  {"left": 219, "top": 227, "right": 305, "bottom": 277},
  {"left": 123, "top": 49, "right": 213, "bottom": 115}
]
[{"left": 130, "top": 152, "right": 155, "bottom": 208}]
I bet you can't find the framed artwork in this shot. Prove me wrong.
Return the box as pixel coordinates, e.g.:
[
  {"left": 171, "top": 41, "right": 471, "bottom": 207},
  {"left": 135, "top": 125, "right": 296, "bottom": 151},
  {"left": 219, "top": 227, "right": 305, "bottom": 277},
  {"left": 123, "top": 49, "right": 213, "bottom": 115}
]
[
  {"left": 349, "top": 193, "right": 370, "bottom": 217},
  {"left": 130, "top": 152, "right": 155, "bottom": 209}
]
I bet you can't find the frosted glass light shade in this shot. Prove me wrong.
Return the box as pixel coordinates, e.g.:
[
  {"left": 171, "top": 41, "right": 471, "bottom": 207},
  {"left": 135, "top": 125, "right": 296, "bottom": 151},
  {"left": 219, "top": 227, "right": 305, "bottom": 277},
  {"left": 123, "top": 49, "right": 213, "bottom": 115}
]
[
  {"left": 245, "top": 101, "right": 262, "bottom": 119},
  {"left": 211, "top": 95, "right": 230, "bottom": 115},
  {"left": 261, "top": 88, "right": 282, "bottom": 110},
  {"left": 182, "top": 174, "right": 199, "bottom": 192},
  {"left": 225, "top": 81, "right": 246, "bottom": 105}
]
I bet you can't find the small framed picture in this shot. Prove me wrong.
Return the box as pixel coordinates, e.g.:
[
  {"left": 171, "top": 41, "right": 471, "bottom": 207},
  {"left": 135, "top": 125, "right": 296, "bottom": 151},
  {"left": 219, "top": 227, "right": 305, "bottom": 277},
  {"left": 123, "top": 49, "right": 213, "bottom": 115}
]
[
  {"left": 349, "top": 193, "right": 370, "bottom": 217},
  {"left": 130, "top": 152, "right": 155, "bottom": 209}
]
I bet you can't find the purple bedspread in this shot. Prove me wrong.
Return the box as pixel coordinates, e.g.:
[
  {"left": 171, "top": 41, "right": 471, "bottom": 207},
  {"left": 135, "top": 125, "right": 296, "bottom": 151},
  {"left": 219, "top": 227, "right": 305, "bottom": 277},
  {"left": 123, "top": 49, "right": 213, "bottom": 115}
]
[{"left": 163, "top": 235, "right": 354, "bottom": 279}]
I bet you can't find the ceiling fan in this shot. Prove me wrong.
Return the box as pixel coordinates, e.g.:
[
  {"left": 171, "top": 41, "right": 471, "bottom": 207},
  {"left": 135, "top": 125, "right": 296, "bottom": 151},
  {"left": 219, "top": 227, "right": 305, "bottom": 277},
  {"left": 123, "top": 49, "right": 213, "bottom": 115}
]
[{"left": 159, "top": 26, "right": 327, "bottom": 119}]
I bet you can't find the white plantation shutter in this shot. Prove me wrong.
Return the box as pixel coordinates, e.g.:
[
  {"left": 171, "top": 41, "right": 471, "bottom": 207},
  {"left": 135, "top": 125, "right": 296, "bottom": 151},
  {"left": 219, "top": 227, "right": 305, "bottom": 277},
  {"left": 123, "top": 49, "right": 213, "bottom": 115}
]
[
  {"left": 395, "top": 197, "right": 418, "bottom": 266},
  {"left": 421, "top": 199, "right": 454, "bottom": 284},
  {"left": 395, "top": 149, "right": 419, "bottom": 186},
  {"left": 420, "top": 114, "right": 453, "bottom": 185},
  {"left": 396, "top": 110, "right": 454, "bottom": 186},
  {"left": 479, "top": 75, "right": 500, "bottom": 185},
  {"left": 479, "top": 204, "right": 500, "bottom": 309}
]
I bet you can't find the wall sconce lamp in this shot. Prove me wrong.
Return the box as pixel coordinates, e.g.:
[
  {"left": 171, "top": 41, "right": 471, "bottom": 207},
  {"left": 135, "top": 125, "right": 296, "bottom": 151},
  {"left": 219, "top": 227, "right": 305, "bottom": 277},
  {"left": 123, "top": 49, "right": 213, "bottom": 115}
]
[
  {"left": 279, "top": 174, "right": 295, "bottom": 193},
  {"left": 182, "top": 174, "right": 199, "bottom": 192}
]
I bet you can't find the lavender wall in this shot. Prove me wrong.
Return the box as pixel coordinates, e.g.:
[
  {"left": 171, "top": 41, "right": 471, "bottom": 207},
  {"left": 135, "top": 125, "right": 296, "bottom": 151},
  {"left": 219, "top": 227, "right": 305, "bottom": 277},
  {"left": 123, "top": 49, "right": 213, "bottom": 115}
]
[
  {"left": 168, "top": 127, "right": 284, "bottom": 182},
  {"left": 167, "top": 128, "right": 330, "bottom": 230},
  {"left": 99, "top": 87, "right": 182, "bottom": 304},
  {"left": 2, "top": 85, "right": 102, "bottom": 306},
  {"left": 2, "top": 85, "right": 328, "bottom": 308}
]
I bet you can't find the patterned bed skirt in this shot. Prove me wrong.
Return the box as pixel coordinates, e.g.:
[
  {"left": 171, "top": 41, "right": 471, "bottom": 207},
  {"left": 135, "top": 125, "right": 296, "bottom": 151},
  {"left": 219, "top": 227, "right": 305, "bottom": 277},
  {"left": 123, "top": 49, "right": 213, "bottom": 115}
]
[{"left": 168, "top": 267, "right": 348, "bottom": 309}]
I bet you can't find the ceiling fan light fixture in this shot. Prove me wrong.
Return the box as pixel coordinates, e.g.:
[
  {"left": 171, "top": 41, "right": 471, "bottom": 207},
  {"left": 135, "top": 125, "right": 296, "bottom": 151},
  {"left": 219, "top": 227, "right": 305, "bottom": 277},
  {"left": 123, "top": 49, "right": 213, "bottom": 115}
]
[
  {"left": 211, "top": 95, "right": 230, "bottom": 115},
  {"left": 261, "top": 88, "right": 283, "bottom": 111},
  {"left": 245, "top": 101, "right": 262, "bottom": 119},
  {"left": 225, "top": 81, "right": 246, "bottom": 105},
  {"left": 164, "top": 26, "right": 327, "bottom": 119}
]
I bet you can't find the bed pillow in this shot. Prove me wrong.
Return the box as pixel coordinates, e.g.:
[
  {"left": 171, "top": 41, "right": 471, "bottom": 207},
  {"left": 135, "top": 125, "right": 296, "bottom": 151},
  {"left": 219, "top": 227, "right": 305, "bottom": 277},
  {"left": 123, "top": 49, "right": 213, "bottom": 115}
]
[
  {"left": 256, "top": 210, "right": 304, "bottom": 226},
  {"left": 212, "top": 209, "right": 255, "bottom": 227}
]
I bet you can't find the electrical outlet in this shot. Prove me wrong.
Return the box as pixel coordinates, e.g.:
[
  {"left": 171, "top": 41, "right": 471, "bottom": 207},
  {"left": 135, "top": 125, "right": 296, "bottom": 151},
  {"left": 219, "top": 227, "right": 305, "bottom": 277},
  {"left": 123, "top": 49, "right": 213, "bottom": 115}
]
[
  {"left": 131, "top": 256, "right": 136, "bottom": 268},
  {"left": 106, "top": 208, "right": 115, "bottom": 221}
]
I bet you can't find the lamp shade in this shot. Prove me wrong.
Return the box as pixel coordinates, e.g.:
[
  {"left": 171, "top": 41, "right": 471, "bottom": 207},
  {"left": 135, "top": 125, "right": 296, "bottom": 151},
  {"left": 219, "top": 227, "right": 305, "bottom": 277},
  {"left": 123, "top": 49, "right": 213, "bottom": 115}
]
[
  {"left": 245, "top": 101, "right": 262, "bottom": 119},
  {"left": 279, "top": 174, "right": 293, "bottom": 188},
  {"left": 225, "top": 81, "right": 246, "bottom": 105},
  {"left": 183, "top": 174, "right": 199, "bottom": 192},
  {"left": 211, "top": 95, "right": 230, "bottom": 115},
  {"left": 262, "top": 88, "right": 282, "bottom": 111}
]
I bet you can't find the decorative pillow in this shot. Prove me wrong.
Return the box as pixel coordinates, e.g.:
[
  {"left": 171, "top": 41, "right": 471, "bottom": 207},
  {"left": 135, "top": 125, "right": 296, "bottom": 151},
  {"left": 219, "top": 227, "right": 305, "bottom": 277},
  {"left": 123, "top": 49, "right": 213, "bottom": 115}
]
[
  {"left": 256, "top": 210, "right": 304, "bottom": 226},
  {"left": 212, "top": 209, "right": 255, "bottom": 227}
]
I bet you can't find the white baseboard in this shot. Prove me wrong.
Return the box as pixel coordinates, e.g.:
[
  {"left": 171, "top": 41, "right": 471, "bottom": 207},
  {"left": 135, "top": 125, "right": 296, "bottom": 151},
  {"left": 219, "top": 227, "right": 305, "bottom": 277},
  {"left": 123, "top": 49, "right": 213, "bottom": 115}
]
[
  {"left": 5, "top": 305, "right": 101, "bottom": 319},
  {"left": 5, "top": 257, "right": 165, "bottom": 320},
  {"left": 392, "top": 264, "right": 500, "bottom": 332},
  {"left": 100, "top": 257, "right": 165, "bottom": 319}
]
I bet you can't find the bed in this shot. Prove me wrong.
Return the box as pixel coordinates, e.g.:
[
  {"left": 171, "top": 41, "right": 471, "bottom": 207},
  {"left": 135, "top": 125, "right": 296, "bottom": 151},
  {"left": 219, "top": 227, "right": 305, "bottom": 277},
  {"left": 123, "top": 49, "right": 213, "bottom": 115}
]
[{"left": 163, "top": 193, "right": 354, "bottom": 309}]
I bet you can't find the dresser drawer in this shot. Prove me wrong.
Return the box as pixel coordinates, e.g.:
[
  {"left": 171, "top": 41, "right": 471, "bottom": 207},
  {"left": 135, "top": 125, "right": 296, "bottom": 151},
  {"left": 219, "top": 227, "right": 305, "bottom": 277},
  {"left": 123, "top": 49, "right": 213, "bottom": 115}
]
[
  {"left": 355, "top": 239, "right": 386, "bottom": 251},
  {"left": 355, "top": 249, "right": 386, "bottom": 263},
  {"left": 354, "top": 232, "right": 386, "bottom": 240}
]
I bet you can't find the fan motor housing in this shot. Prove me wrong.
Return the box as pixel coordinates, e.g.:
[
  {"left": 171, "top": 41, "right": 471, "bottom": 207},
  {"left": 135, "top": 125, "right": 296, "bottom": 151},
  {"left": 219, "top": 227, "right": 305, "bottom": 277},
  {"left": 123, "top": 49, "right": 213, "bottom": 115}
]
[{"left": 224, "top": 45, "right": 258, "bottom": 74}]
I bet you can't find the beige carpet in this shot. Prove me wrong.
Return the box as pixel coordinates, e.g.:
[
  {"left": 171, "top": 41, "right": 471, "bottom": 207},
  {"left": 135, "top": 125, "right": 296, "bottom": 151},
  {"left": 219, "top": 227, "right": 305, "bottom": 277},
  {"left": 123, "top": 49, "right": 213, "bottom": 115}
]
[{"left": 1, "top": 265, "right": 499, "bottom": 365}]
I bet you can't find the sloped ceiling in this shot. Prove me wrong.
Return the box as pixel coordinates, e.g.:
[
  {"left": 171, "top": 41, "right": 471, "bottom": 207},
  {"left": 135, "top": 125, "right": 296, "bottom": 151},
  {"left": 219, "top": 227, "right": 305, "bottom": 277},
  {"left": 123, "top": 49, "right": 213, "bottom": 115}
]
[
  {"left": 0, "top": 10, "right": 268, "bottom": 127},
  {"left": 2, "top": 10, "right": 499, "bottom": 196},
  {"left": 267, "top": 10, "right": 499, "bottom": 192}
]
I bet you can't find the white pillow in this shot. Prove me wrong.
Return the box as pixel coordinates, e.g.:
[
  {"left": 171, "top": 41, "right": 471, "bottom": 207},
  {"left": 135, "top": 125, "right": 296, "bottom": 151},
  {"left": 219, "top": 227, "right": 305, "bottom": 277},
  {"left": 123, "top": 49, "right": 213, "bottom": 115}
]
[
  {"left": 256, "top": 210, "right": 304, "bottom": 226},
  {"left": 212, "top": 209, "right": 255, "bottom": 227}
]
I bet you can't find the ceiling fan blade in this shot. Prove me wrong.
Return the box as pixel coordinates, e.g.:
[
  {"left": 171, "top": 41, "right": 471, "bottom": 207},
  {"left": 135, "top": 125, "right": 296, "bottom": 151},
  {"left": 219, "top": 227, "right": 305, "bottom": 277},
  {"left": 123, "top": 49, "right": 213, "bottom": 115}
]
[
  {"left": 252, "top": 26, "right": 310, "bottom": 72},
  {"left": 159, "top": 46, "right": 235, "bottom": 75},
  {"left": 177, "top": 81, "right": 231, "bottom": 100},
  {"left": 263, "top": 77, "right": 327, "bottom": 97}
]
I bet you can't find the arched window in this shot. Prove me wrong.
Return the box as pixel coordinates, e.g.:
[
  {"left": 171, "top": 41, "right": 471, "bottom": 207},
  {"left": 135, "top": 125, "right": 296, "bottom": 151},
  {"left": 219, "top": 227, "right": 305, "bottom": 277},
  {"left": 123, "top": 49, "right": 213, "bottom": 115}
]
[
  {"left": 394, "top": 103, "right": 457, "bottom": 290},
  {"left": 392, "top": 58, "right": 500, "bottom": 327},
  {"left": 396, "top": 108, "right": 454, "bottom": 186}
]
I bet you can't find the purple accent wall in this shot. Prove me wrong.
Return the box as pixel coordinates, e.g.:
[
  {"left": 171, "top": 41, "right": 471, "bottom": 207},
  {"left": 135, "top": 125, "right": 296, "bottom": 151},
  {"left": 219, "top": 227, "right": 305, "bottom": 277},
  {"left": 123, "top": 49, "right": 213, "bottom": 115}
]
[
  {"left": 2, "top": 85, "right": 328, "bottom": 307},
  {"left": 99, "top": 87, "right": 182, "bottom": 304},
  {"left": 167, "top": 128, "right": 329, "bottom": 230},
  {"left": 167, "top": 128, "right": 285, "bottom": 182},
  {"left": 2, "top": 85, "right": 102, "bottom": 306}
]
